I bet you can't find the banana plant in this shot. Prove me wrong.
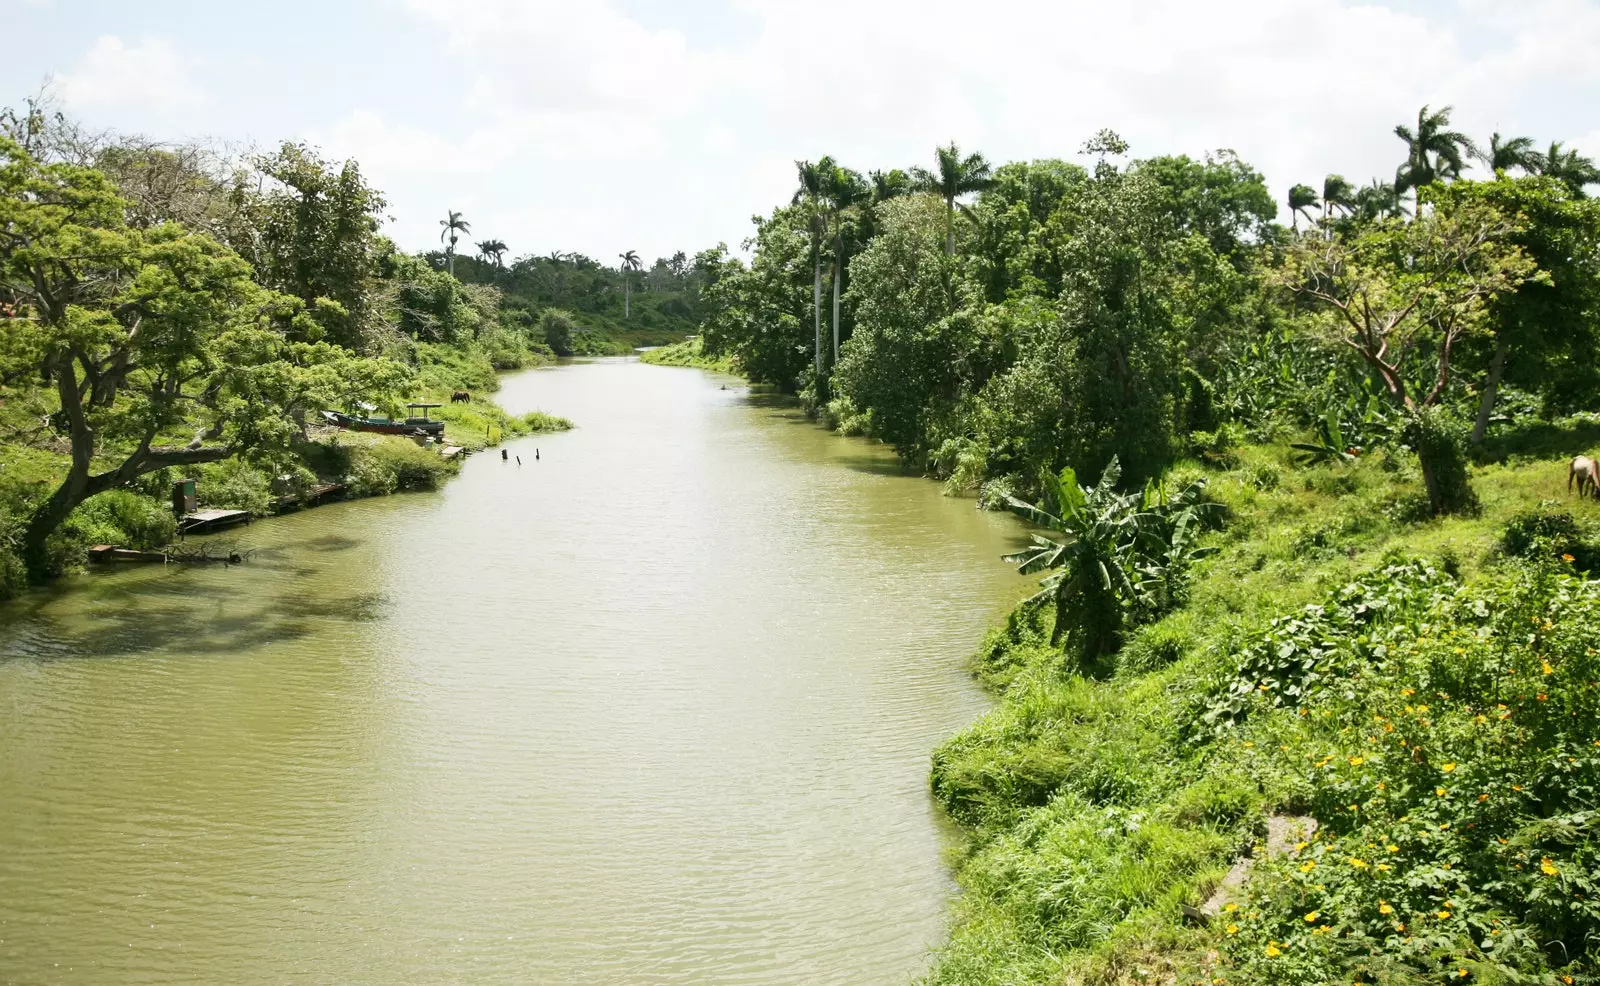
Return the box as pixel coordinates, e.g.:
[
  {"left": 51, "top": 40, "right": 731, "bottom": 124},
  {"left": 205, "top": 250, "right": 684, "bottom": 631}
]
[
  {"left": 1292, "top": 410, "right": 1358, "bottom": 466},
  {"left": 1004, "top": 457, "right": 1145, "bottom": 657}
]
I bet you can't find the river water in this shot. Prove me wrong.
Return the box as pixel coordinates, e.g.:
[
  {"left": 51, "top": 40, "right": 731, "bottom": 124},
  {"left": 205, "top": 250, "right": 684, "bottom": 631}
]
[{"left": 0, "top": 358, "right": 1028, "bottom": 985}]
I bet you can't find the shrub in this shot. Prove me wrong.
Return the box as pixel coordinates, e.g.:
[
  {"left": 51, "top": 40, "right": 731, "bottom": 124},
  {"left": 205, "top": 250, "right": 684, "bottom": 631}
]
[
  {"left": 194, "top": 459, "right": 277, "bottom": 515},
  {"left": 1500, "top": 509, "right": 1600, "bottom": 571},
  {"left": 343, "top": 436, "right": 457, "bottom": 497},
  {"left": 540, "top": 308, "right": 576, "bottom": 357},
  {"left": 1411, "top": 406, "right": 1479, "bottom": 515}
]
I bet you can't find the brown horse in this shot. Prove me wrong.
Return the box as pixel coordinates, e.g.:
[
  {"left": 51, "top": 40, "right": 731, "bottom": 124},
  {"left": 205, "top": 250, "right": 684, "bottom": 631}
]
[
  {"left": 451, "top": 390, "right": 471, "bottom": 403},
  {"left": 1569, "top": 456, "right": 1600, "bottom": 499}
]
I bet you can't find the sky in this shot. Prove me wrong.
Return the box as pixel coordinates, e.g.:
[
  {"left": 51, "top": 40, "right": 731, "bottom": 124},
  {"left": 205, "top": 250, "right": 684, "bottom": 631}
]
[{"left": 5, "top": 0, "right": 1600, "bottom": 266}]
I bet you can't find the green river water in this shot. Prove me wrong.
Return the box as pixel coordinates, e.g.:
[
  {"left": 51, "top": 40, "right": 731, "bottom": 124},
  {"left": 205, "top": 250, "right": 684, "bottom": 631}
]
[{"left": 0, "top": 358, "right": 1029, "bottom": 985}]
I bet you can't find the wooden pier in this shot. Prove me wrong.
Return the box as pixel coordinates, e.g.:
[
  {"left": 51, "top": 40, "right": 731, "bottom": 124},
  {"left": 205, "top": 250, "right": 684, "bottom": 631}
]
[{"left": 179, "top": 508, "right": 252, "bottom": 534}]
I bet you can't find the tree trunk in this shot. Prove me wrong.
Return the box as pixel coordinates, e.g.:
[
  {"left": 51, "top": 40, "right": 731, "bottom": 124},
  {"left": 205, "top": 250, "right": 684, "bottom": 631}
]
[
  {"left": 813, "top": 253, "right": 822, "bottom": 375},
  {"left": 831, "top": 248, "right": 842, "bottom": 367},
  {"left": 945, "top": 199, "right": 955, "bottom": 255},
  {"left": 624, "top": 278, "right": 631, "bottom": 320},
  {"left": 21, "top": 463, "right": 89, "bottom": 578},
  {"left": 1471, "top": 337, "right": 1507, "bottom": 445}
]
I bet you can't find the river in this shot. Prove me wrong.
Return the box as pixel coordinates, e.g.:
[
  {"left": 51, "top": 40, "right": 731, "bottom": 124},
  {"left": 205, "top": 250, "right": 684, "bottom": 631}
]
[{"left": 0, "top": 358, "right": 1028, "bottom": 985}]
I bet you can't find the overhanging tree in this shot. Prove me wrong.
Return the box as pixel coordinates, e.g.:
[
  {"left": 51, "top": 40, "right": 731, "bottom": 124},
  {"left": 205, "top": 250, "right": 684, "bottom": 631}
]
[{"left": 0, "top": 137, "right": 406, "bottom": 576}]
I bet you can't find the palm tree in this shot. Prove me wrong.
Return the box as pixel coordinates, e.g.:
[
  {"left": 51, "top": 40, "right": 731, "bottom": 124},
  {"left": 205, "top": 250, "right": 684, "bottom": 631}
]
[
  {"left": 869, "top": 168, "right": 910, "bottom": 203},
  {"left": 1394, "top": 105, "right": 1476, "bottom": 215},
  {"left": 1477, "top": 132, "right": 1538, "bottom": 175},
  {"left": 909, "top": 142, "right": 994, "bottom": 255},
  {"left": 824, "top": 164, "right": 868, "bottom": 366},
  {"left": 793, "top": 158, "right": 829, "bottom": 375},
  {"left": 618, "top": 250, "right": 642, "bottom": 319},
  {"left": 476, "top": 239, "right": 508, "bottom": 268},
  {"left": 1354, "top": 179, "right": 1405, "bottom": 222},
  {"left": 1531, "top": 141, "right": 1600, "bottom": 198},
  {"left": 439, "top": 210, "right": 470, "bottom": 276},
  {"left": 1287, "top": 184, "right": 1319, "bottom": 231},
  {"left": 1321, "top": 175, "right": 1356, "bottom": 223}
]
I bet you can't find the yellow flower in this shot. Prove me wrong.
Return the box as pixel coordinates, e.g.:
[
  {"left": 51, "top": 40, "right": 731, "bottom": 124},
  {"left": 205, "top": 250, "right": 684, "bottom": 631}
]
[
  {"left": 1376, "top": 863, "right": 1392, "bottom": 872},
  {"left": 1541, "top": 858, "right": 1560, "bottom": 876},
  {"left": 1223, "top": 902, "right": 1238, "bottom": 913},
  {"left": 1348, "top": 857, "right": 1369, "bottom": 869},
  {"left": 1562, "top": 553, "right": 1575, "bottom": 563},
  {"left": 1457, "top": 970, "right": 1469, "bottom": 979},
  {"left": 1304, "top": 911, "right": 1320, "bottom": 922},
  {"left": 1441, "top": 763, "right": 1456, "bottom": 772},
  {"left": 1226, "top": 923, "right": 1238, "bottom": 935},
  {"left": 1437, "top": 787, "right": 1448, "bottom": 797},
  {"left": 1379, "top": 901, "right": 1394, "bottom": 915},
  {"left": 1264, "top": 944, "right": 1281, "bottom": 958},
  {"left": 1294, "top": 841, "right": 1308, "bottom": 851},
  {"left": 1401, "top": 687, "right": 1415, "bottom": 696},
  {"left": 1394, "top": 922, "right": 1406, "bottom": 932},
  {"left": 1387, "top": 845, "right": 1400, "bottom": 853},
  {"left": 1301, "top": 861, "right": 1316, "bottom": 872},
  {"left": 1437, "top": 910, "right": 1452, "bottom": 919},
  {"left": 1542, "top": 660, "right": 1554, "bottom": 675},
  {"left": 1349, "top": 756, "right": 1365, "bottom": 766}
]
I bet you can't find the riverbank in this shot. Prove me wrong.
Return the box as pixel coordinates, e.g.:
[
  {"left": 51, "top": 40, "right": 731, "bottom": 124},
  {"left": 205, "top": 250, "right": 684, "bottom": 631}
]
[
  {"left": 922, "top": 430, "right": 1600, "bottom": 985},
  {"left": 638, "top": 337, "right": 742, "bottom": 374},
  {"left": 0, "top": 345, "right": 571, "bottom": 599}
]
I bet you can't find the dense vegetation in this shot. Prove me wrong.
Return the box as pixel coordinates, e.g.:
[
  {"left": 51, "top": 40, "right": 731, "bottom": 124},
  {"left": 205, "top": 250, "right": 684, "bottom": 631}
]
[
  {"left": 674, "top": 111, "right": 1600, "bottom": 984},
  {"left": 0, "top": 98, "right": 573, "bottom": 594}
]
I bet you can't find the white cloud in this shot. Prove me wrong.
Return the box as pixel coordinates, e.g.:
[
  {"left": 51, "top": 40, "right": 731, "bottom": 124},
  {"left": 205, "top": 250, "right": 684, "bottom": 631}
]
[
  {"left": 57, "top": 35, "right": 205, "bottom": 114},
  {"left": 293, "top": 0, "right": 1600, "bottom": 261}
]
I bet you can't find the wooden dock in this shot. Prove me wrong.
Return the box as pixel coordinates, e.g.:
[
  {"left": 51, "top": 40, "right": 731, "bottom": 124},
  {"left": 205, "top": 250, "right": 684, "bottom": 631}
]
[
  {"left": 274, "top": 482, "right": 347, "bottom": 512},
  {"left": 179, "top": 508, "right": 252, "bottom": 534}
]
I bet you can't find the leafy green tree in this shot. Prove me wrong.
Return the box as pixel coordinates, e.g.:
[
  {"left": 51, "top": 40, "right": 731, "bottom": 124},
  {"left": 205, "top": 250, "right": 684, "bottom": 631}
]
[
  {"left": 1477, "top": 132, "right": 1538, "bottom": 175},
  {"left": 0, "top": 137, "right": 405, "bottom": 576},
  {"left": 247, "top": 142, "right": 388, "bottom": 349},
  {"left": 1132, "top": 152, "right": 1276, "bottom": 256},
  {"left": 910, "top": 141, "right": 994, "bottom": 255},
  {"left": 1275, "top": 195, "right": 1539, "bottom": 512},
  {"left": 439, "top": 209, "right": 470, "bottom": 277},
  {"left": 618, "top": 249, "right": 641, "bottom": 319},
  {"left": 1431, "top": 178, "right": 1600, "bottom": 439},
  {"left": 1287, "top": 184, "right": 1319, "bottom": 230},
  {"left": 1530, "top": 141, "right": 1600, "bottom": 198},
  {"left": 1394, "top": 105, "right": 1476, "bottom": 214},
  {"left": 824, "top": 162, "right": 868, "bottom": 366},
  {"left": 540, "top": 308, "right": 576, "bottom": 356}
]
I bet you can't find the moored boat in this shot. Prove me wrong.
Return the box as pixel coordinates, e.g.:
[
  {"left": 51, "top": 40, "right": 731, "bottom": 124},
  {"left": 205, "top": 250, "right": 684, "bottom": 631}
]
[{"left": 321, "top": 403, "right": 446, "bottom": 436}]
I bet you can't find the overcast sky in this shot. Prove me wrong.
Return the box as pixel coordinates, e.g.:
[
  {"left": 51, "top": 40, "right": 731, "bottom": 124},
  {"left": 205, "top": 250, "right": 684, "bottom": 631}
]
[{"left": 6, "top": 0, "right": 1600, "bottom": 266}]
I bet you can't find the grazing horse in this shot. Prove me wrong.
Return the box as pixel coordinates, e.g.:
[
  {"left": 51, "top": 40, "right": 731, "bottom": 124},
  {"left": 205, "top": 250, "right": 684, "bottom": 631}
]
[
  {"left": 451, "top": 390, "right": 471, "bottom": 403},
  {"left": 1569, "top": 456, "right": 1600, "bottom": 499}
]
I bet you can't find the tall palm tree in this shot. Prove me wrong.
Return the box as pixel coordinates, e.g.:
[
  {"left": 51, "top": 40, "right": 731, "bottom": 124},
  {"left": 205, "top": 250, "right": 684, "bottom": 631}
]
[
  {"left": 618, "top": 250, "right": 642, "bottom": 319},
  {"left": 909, "top": 142, "right": 994, "bottom": 255},
  {"left": 1531, "top": 141, "right": 1600, "bottom": 198},
  {"left": 476, "top": 239, "right": 508, "bottom": 268},
  {"left": 1394, "top": 105, "right": 1476, "bottom": 215},
  {"left": 439, "top": 210, "right": 470, "bottom": 277},
  {"left": 869, "top": 168, "right": 910, "bottom": 203},
  {"left": 1321, "top": 175, "right": 1356, "bottom": 223},
  {"left": 824, "top": 164, "right": 868, "bottom": 366},
  {"left": 793, "top": 158, "right": 829, "bottom": 375},
  {"left": 1287, "top": 184, "right": 1319, "bottom": 231},
  {"left": 1477, "top": 132, "right": 1538, "bottom": 175}
]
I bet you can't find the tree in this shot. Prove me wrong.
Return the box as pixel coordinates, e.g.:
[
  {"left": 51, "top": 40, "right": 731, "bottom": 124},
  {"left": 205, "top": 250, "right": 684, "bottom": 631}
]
[
  {"left": 540, "top": 308, "right": 575, "bottom": 356},
  {"left": 824, "top": 162, "right": 868, "bottom": 366},
  {"left": 1354, "top": 179, "right": 1404, "bottom": 222},
  {"left": 910, "top": 141, "right": 994, "bottom": 255},
  {"left": 439, "top": 209, "right": 470, "bottom": 276},
  {"left": 1478, "top": 133, "right": 1538, "bottom": 175},
  {"left": 476, "top": 239, "right": 507, "bottom": 267},
  {"left": 869, "top": 168, "right": 911, "bottom": 203},
  {"left": 1275, "top": 195, "right": 1539, "bottom": 512},
  {"left": 0, "top": 137, "right": 404, "bottom": 576},
  {"left": 1322, "top": 174, "right": 1356, "bottom": 223},
  {"left": 1531, "top": 141, "right": 1600, "bottom": 199},
  {"left": 618, "top": 249, "right": 641, "bottom": 318},
  {"left": 792, "top": 158, "right": 829, "bottom": 374},
  {"left": 1394, "top": 105, "right": 1476, "bottom": 215},
  {"left": 1288, "top": 184, "right": 1319, "bottom": 230},
  {"left": 246, "top": 142, "right": 387, "bottom": 349}
]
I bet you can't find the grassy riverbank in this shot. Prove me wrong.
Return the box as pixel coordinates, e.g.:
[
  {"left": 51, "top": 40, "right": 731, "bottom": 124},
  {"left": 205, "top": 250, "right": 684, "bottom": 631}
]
[
  {"left": 924, "top": 430, "right": 1600, "bottom": 986},
  {"left": 638, "top": 336, "right": 741, "bottom": 374}
]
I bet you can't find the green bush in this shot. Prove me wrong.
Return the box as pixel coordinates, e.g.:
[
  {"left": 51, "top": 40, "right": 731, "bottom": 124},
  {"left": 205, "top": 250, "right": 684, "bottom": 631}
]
[
  {"left": 342, "top": 436, "right": 457, "bottom": 497},
  {"left": 62, "top": 489, "right": 177, "bottom": 550},
  {"left": 541, "top": 309, "right": 576, "bottom": 356},
  {"left": 194, "top": 459, "right": 277, "bottom": 515},
  {"left": 1412, "top": 406, "right": 1479, "bottom": 516},
  {"left": 1500, "top": 508, "right": 1600, "bottom": 571}
]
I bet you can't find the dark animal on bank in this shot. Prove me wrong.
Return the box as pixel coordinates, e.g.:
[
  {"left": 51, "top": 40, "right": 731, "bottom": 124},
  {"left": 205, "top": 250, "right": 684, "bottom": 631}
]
[
  {"left": 451, "top": 390, "right": 471, "bottom": 403},
  {"left": 1569, "top": 456, "right": 1600, "bottom": 499}
]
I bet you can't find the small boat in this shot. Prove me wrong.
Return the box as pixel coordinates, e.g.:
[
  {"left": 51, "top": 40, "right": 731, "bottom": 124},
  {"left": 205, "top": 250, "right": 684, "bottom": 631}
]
[{"left": 321, "top": 403, "right": 446, "bottom": 437}]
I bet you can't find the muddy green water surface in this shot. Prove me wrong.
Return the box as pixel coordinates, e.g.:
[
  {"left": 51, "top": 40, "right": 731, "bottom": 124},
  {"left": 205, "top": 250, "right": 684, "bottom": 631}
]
[{"left": 0, "top": 358, "right": 1028, "bottom": 985}]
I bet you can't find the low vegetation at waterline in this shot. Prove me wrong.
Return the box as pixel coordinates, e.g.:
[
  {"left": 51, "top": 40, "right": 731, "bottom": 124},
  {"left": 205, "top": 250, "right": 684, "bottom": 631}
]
[
  {"left": 926, "top": 438, "right": 1600, "bottom": 986},
  {"left": 638, "top": 337, "right": 741, "bottom": 374}
]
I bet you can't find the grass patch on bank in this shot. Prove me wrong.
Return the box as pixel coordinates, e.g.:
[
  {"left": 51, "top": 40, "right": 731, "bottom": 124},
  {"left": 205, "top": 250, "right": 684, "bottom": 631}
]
[
  {"left": 927, "top": 429, "right": 1600, "bottom": 986},
  {"left": 638, "top": 336, "right": 741, "bottom": 374}
]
